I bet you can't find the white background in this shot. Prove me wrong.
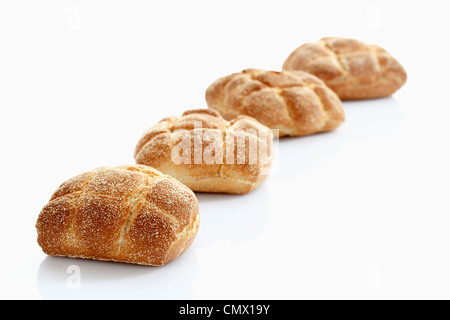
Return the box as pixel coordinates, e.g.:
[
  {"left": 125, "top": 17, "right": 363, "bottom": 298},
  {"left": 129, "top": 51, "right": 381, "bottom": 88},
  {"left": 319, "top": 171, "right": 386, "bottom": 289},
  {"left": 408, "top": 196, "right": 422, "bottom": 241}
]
[{"left": 1, "top": 0, "right": 449, "bottom": 300}]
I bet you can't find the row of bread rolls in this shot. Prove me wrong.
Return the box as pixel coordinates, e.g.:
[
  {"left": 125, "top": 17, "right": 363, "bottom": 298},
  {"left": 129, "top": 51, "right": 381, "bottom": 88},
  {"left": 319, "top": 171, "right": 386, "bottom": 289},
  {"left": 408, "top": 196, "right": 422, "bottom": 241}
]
[{"left": 36, "top": 37, "right": 407, "bottom": 266}]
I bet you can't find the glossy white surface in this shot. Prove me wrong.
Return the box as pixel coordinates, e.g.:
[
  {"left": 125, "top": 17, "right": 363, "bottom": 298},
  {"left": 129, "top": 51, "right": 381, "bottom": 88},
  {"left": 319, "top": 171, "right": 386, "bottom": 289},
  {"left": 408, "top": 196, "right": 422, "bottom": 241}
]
[{"left": 1, "top": 0, "right": 449, "bottom": 299}]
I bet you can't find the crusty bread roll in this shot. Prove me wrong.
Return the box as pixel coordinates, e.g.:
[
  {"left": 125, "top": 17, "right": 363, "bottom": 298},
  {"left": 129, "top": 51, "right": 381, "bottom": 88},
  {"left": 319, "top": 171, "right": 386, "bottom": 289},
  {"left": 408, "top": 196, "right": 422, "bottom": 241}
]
[
  {"left": 282, "top": 37, "right": 407, "bottom": 100},
  {"left": 36, "top": 165, "right": 199, "bottom": 266},
  {"left": 134, "top": 109, "right": 273, "bottom": 194},
  {"left": 205, "top": 68, "right": 345, "bottom": 137}
]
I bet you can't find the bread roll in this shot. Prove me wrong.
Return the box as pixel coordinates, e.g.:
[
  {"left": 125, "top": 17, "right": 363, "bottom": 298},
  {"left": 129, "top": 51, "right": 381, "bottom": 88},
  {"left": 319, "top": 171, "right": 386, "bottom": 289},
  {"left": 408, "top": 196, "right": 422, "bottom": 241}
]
[
  {"left": 36, "top": 165, "right": 199, "bottom": 266},
  {"left": 282, "top": 37, "right": 407, "bottom": 100},
  {"left": 134, "top": 109, "right": 273, "bottom": 194},
  {"left": 205, "top": 68, "right": 345, "bottom": 137}
]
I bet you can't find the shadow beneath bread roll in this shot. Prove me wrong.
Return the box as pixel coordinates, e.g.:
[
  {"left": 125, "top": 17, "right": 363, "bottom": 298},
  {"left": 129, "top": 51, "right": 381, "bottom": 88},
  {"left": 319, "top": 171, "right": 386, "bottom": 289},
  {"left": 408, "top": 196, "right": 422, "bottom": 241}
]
[
  {"left": 273, "top": 130, "right": 346, "bottom": 181},
  {"left": 194, "top": 184, "right": 271, "bottom": 248},
  {"left": 341, "top": 97, "right": 405, "bottom": 137},
  {"left": 271, "top": 97, "right": 404, "bottom": 181},
  {"left": 36, "top": 249, "right": 199, "bottom": 299}
]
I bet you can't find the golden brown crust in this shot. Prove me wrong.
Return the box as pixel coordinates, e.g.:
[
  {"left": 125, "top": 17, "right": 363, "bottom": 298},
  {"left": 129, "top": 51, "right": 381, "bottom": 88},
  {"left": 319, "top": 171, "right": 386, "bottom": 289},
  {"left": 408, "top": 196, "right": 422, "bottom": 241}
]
[
  {"left": 205, "top": 69, "right": 345, "bottom": 137},
  {"left": 134, "top": 109, "right": 273, "bottom": 194},
  {"left": 36, "top": 164, "right": 199, "bottom": 266},
  {"left": 282, "top": 37, "right": 407, "bottom": 100}
]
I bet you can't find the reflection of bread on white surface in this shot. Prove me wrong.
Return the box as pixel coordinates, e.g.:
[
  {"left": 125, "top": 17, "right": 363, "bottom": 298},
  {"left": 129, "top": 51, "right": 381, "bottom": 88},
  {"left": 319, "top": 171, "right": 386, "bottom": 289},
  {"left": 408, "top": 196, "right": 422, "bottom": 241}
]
[
  {"left": 36, "top": 165, "right": 200, "bottom": 266},
  {"left": 206, "top": 68, "right": 345, "bottom": 137},
  {"left": 282, "top": 37, "right": 407, "bottom": 100},
  {"left": 134, "top": 108, "right": 273, "bottom": 194}
]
